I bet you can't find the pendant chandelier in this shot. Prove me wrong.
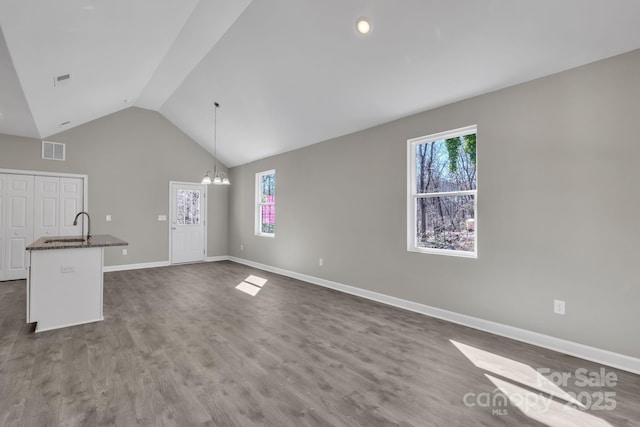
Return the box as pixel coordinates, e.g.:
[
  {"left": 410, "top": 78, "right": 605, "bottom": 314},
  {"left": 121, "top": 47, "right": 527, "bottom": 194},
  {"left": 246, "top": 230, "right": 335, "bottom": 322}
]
[{"left": 201, "top": 102, "right": 230, "bottom": 185}]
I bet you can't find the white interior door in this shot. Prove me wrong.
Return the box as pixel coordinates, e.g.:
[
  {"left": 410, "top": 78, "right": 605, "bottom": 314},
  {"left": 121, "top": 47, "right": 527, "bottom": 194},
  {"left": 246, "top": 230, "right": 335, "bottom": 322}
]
[
  {"left": 34, "top": 176, "right": 59, "bottom": 240},
  {"left": 4, "top": 174, "right": 33, "bottom": 281},
  {"left": 59, "top": 177, "right": 83, "bottom": 236},
  {"left": 170, "top": 182, "right": 206, "bottom": 264},
  {"left": 34, "top": 176, "right": 83, "bottom": 240}
]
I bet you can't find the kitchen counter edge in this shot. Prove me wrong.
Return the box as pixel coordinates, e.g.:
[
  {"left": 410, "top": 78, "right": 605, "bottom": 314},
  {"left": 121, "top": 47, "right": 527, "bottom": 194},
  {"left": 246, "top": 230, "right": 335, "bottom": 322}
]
[{"left": 26, "top": 234, "right": 129, "bottom": 251}]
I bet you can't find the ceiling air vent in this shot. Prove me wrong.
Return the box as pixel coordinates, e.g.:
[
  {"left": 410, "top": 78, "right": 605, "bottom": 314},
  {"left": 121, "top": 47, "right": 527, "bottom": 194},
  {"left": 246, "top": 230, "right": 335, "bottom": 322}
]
[
  {"left": 42, "top": 141, "right": 65, "bottom": 161},
  {"left": 53, "top": 73, "right": 71, "bottom": 87}
]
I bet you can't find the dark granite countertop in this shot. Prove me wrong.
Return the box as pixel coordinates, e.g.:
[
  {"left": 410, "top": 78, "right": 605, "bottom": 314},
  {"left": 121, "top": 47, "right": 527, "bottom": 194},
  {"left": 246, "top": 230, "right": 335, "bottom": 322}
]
[{"left": 26, "top": 234, "right": 128, "bottom": 251}]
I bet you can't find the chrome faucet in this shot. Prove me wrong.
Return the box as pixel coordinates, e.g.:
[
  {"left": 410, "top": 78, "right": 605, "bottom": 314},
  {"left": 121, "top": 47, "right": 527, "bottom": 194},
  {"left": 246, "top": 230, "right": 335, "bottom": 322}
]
[{"left": 73, "top": 211, "right": 91, "bottom": 241}]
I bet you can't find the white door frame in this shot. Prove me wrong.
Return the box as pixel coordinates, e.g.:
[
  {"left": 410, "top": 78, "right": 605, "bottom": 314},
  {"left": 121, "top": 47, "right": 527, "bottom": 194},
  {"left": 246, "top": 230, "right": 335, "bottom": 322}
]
[{"left": 169, "top": 181, "right": 207, "bottom": 264}]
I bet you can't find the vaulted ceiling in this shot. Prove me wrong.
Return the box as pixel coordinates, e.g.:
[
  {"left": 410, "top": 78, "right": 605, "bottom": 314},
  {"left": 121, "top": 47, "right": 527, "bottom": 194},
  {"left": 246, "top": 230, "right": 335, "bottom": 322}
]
[{"left": 1, "top": 0, "right": 640, "bottom": 167}]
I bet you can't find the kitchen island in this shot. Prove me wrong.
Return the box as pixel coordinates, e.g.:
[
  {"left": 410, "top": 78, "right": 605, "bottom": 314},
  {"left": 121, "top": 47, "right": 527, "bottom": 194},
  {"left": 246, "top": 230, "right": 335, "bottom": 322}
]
[{"left": 26, "top": 234, "right": 128, "bottom": 332}]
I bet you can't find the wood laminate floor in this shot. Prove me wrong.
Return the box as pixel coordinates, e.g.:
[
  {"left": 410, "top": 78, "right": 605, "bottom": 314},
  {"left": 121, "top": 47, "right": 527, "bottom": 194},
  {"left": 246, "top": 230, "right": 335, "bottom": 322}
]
[{"left": 0, "top": 261, "right": 639, "bottom": 426}]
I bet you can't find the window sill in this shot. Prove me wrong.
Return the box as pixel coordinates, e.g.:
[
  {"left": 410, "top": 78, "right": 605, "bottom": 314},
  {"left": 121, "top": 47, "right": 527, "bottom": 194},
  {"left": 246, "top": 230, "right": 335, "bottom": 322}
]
[
  {"left": 256, "top": 233, "right": 275, "bottom": 238},
  {"left": 408, "top": 246, "right": 477, "bottom": 259}
]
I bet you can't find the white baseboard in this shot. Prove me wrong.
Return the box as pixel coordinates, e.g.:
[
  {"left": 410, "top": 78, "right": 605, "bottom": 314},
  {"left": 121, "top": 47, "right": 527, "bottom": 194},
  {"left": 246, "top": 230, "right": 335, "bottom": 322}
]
[
  {"left": 228, "top": 256, "right": 640, "bottom": 375},
  {"left": 104, "top": 256, "right": 229, "bottom": 273},
  {"left": 35, "top": 317, "right": 104, "bottom": 333},
  {"left": 103, "top": 261, "right": 170, "bottom": 272},
  {"left": 206, "top": 256, "right": 230, "bottom": 262}
]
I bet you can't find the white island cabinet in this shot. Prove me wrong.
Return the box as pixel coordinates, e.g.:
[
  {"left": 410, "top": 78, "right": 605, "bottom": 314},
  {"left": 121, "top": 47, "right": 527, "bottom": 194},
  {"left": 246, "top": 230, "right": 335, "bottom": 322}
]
[{"left": 25, "top": 234, "right": 127, "bottom": 332}]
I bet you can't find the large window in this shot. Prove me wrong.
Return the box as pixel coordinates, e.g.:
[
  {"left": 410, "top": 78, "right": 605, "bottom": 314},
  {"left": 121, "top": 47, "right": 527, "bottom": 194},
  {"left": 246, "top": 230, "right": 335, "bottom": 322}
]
[
  {"left": 408, "top": 125, "right": 477, "bottom": 257},
  {"left": 256, "top": 170, "right": 276, "bottom": 237}
]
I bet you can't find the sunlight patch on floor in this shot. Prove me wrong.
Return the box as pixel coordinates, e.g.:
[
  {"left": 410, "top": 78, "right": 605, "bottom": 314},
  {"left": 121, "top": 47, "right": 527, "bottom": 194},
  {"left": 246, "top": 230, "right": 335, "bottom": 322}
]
[
  {"left": 245, "top": 275, "right": 267, "bottom": 287},
  {"left": 451, "top": 340, "right": 582, "bottom": 406},
  {"left": 451, "top": 340, "right": 613, "bottom": 427},
  {"left": 486, "top": 374, "right": 612, "bottom": 427},
  {"left": 235, "top": 275, "right": 268, "bottom": 296}
]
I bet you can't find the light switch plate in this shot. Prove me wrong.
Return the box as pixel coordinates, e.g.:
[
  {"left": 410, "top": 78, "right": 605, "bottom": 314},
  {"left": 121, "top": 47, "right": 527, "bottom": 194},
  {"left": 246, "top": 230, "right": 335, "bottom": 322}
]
[
  {"left": 158, "top": 215, "right": 167, "bottom": 221},
  {"left": 106, "top": 215, "right": 111, "bottom": 222}
]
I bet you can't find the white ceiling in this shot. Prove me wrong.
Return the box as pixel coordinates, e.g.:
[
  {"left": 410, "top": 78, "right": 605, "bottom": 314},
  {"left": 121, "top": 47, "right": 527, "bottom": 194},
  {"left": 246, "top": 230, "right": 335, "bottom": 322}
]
[{"left": 1, "top": 0, "right": 640, "bottom": 167}]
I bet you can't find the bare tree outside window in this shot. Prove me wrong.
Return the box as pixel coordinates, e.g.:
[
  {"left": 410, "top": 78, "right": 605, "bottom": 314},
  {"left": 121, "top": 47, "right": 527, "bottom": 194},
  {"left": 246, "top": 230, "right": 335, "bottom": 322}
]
[
  {"left": 176, "top": 189, "right": 201, "bottom": 225},
  {"left": 409, "top": 126, "right": 477, "bottom": 256}
]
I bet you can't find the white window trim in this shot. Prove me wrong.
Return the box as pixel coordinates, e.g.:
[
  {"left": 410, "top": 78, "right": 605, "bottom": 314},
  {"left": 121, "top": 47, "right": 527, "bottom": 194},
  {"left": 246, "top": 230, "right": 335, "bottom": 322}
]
[
  {"left": 407, "top": 125, "right": 477, "bottom": 258},
  {"left": 255, "top": 169, "right": 276, "bottom": 237}
]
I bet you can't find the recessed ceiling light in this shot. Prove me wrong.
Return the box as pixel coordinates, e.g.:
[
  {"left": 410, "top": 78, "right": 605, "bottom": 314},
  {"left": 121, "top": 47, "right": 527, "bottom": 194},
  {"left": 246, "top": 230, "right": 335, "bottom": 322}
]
[{"left": 356, "top": 18, "right": 371, "bottom": 35}]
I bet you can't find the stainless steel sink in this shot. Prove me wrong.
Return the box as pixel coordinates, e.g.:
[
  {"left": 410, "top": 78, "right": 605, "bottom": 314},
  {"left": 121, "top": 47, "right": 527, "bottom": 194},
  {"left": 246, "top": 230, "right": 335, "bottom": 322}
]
[{"left": 44, "top": 238, "right": 86, "bottom": 244}]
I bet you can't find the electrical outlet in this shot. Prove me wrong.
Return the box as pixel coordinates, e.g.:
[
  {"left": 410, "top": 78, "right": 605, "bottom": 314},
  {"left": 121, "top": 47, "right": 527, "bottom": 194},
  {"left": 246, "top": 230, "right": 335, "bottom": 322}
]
[
  {"left": 319, "top": 258, "right": 323, "bottom": 267},
  {"left": 122, "top": 249, "right": 128, "bottom": 256},
  {"left": 240, "top": 244, "right": 244, "bottom": 251},
  {"left": 61, "top": 265, "right": 75, "bottom": 274},
  {"left": 106, "top": 215, "right": 111, "bottom": 222},
  {"left": 554, "top": 299, "right": 565, "bottom": 315}
]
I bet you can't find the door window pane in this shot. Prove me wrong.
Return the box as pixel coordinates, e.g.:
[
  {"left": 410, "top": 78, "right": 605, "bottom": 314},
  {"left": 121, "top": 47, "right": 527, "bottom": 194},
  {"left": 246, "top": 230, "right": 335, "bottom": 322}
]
[{"left": 177, "top": 189, "right": 201, "bottom": 225}]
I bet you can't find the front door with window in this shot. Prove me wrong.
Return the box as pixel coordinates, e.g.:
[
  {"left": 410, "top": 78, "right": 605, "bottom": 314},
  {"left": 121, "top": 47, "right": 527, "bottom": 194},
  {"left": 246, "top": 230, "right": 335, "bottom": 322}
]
[{"left": 170, "top": 182, "right": 206, "bottom": 264}]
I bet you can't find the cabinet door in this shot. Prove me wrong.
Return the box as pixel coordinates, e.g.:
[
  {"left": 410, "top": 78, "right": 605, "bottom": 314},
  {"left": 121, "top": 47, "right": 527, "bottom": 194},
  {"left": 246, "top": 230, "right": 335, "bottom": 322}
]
[{"left": 4, "top": 174, "right": 33, "bottom": 281}]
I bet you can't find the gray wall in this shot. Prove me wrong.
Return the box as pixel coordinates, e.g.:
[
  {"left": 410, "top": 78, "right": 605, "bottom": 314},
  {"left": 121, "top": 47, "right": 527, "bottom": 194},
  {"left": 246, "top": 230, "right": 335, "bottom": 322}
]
[
  {"left": 229, "top": 49, "right": 640, "bottom": 359},
  {"left": 0, "top": 107, "right": 229, "bottom": 266}
]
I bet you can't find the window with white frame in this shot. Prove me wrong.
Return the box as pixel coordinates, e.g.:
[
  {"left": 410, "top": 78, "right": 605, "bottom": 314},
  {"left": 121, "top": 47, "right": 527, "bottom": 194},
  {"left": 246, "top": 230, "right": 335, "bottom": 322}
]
[
  {"left": 408, "top": 125, "right": 477, "bottom": 257},
  {"left": 256, "top": 170, "right": 276, "bottom": 237}
]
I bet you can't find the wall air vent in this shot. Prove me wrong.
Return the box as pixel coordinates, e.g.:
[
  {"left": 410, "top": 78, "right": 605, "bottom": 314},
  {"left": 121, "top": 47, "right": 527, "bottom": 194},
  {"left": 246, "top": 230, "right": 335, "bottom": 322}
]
[
  {"left": 54, "top": 73, "right": 71, "bottom": 87},
  {"left": 42, "top": 141, "right": 66, "bottom": 161}
]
